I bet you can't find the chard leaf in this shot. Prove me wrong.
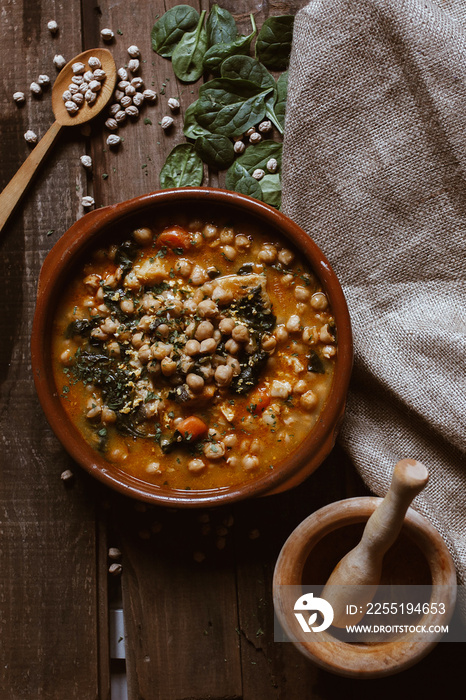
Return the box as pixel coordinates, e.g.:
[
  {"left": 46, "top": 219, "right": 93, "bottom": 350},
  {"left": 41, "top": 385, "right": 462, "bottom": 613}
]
[
  {"left": 151, "top": 5, "right": 200, "bottom": 58},
  {"left": 206, "top": 5, "right": 237, "bottom": 46},
  {"left": 195, "top": 78, "right": 274, "bottom": 138},
  {"left": 194, "top": 134, "right": 235, "bottom": 169},
  {"left": 172, "top": 10, "right": 208, "bottom": 83},
  {"left": 255, "top": 15, "right": 294, "bottom": 70},
  {"left": 203, "top": 14, "right": 256, "bottom": 73},
  {"left": 160, "top": 144, "right": 204, "bottom": 188}
]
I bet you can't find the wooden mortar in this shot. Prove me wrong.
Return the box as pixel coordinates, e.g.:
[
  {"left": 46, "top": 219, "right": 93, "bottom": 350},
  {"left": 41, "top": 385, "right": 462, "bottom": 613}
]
[{"left": 273, "top": 497, "right": 457, "bottom": 678}]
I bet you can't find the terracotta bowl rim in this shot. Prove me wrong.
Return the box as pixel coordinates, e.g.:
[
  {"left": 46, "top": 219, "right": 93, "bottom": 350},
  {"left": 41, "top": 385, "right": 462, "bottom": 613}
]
[
  {"left": 31, "top": 186, "right": 353, "bottom": 507},
  {"left": 273, "top": 496, "right": 457, "bottom": 678}
]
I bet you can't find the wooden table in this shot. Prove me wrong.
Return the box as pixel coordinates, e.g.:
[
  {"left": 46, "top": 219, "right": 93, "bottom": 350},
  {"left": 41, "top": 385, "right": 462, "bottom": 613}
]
[{"left": 1, "top": 1, "right": 463, "bottom": 697}]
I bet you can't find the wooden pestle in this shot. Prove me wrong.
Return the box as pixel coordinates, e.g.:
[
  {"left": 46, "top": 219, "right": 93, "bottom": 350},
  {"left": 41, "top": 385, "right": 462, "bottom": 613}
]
[{"left": 321, "top": 459, "right": 429, "bottom": 628}]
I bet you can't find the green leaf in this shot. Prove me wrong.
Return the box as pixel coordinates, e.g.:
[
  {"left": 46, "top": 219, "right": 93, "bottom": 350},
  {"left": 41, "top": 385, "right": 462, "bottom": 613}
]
[
  {"left": 151, "top": 5, "right": 200, "bottom": 58},
  {"left": 260, "top": 173, "right": 281, "bottom": 208},
  {"left": 194, "top": 134, "right": 235, "bottom": 169},
  {"left": 255, "top": 15, "right": 294, "bottom": 70},
  {"left": 160, "top": 144, "right": 204, "bottom": 188},
  {"left": 183, "top": 101, "right": 211, "bottom": 139},
  {"left": 172, "top": 10, "right": 208, "bottom": 83},
  {"left": 230, "top": 140, "right": 282, "bottom": 176},
  {"left": 206, "top": 5, "right": 237, "bottom": 47},
  {"left": 195, "top": 78, "right": 274, "bottom": 138},
  {"left": 220, "top": 55, "right": 275, "bottom": 90},
  {"left": 274, "top": 70, "right": 288, "bottom": 130},
  {"left": 225, "top": 162, "right": 263, "bottom": 200},
  {"left": 203, "top": 14, "right": 256, "bottom": 74}
]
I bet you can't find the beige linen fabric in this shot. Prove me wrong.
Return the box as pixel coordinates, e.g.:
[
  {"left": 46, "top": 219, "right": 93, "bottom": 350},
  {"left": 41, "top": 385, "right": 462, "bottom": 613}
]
[{"left": 282, "top": 0, "right": 466, "bottom": 584}]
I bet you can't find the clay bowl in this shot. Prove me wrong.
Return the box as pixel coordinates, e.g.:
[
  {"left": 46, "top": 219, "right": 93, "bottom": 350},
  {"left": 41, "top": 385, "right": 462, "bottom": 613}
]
[
  {"left": 273, "top": 497, "right": 457, "bottom": 678},
  {"left": 31, "top": 187, "right": 352, "bottom": 507}
]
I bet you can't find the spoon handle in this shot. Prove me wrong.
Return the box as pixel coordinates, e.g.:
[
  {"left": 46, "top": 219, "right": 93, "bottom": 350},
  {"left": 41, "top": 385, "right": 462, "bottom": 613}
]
[{"left": 0, "top": 121, "right": 62, "bottom": 234}]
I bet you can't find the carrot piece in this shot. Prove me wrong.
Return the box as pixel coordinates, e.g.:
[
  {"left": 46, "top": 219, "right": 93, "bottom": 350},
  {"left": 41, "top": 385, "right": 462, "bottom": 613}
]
[
  {"left": 176, "top": 416, "right": 208, "bottom": 441},
  {"left": 158, "top": 225, "right": 191, "bottom": 251},
  {"left": 248, "top": 387, "right": 271, "bottom": 415}
]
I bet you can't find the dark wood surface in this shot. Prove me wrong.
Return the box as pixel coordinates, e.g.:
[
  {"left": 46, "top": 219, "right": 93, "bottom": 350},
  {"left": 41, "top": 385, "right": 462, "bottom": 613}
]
[{"left": 0, "top": 1, "right": 462, "bottom": 698}]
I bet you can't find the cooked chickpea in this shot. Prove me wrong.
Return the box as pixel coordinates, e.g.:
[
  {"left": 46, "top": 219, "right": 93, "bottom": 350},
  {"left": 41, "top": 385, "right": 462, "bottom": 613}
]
[
  {"left": 223, "top": 245, "right": 237, "bottom": 261},
  {"left": 225, "top": 338, "right": 239, "bottom": 354},
  {"left": 275, "top": 325, "right": 288, "bottom": 342},
  {"left": 109, "top": 445, "right": 128, "bottom": 462},
  {"left": 188, "top": 458, "right": 206, "bottom": 473},
  {"left": 132, "top": 332, "right": 144, "bottom": 348},
  {"left": 281, "top": 274, "right": 294, "bottom": 287},
  {"left": 261, "top": 335, "right": 277, "bottom": 352},
  {"left": 108, "top": 341, "right": 120, "bottom": 357},
  {"left": 156, "top": 323, "right": 170, "bottom": 338},
  {"left": 220, "top": 227, "right": 235, "bottom": 244},
  {"left": 322, "top": 345, "right": 337, "bottom": 358},
  {"left": 141, "top": 295, "right": 160, "bottom": 313},
  {"left": 83, "top": 274, "right": 100, "bottom": 292},
  {"left": 311, "top": 292, "right": 328, "bottom": 310},
  {"left": 101, "top": 317, "right": 119, "bottom": 335},
  {"left": 227, "top": 456, "right": 239, "bottom": 468},
  {"left": 60, "top": 348, "right": 72, "bottom": 365},
  {"left": 101, "top": 407, "right": 117, "bottom": 424},
  {"left": 202, "top": 223, "right": 218, "bottom": 240},
  {"left": 242, "top": 455, "right": 259, "bottom": 471},
  {"left": 258, "top": 245, "right": 277, "bottom": 264},
  {"left": 197, "top": 299, "right": 218, "bottom": 318},
  {"left": 300, "top": 390, "right": 318, "bottom": 410},
  {"left": 91, "top": 328, "right": 108, "bottom": 341},
  {"left": 226, "top": 356, "right": 241, "bottom": 375},
  {"left": 286, "top": 315, "right": 301, "bottom": 333},
  {"left": 184, "top": 298, "right": 197, "bottom": 314},
  {"left": 319, "top": 324, "right": 335, "bottom": 343},
  {"left": 186, "top": 373, "right": 205, "bottom": 392},
  {"left": 175, "top": 259, "right": 192, "bottom": 277},
  {"left": 133, "top": 227, "right": 153, "bottom": 245},
  {"left": 185, "top": 339, "right": 201, "bottom": 356},
  {"left": 190, "top": 265, "right": 208, "bottom": 285},
  {"left": 213, "top": 329, "right": 222, "bottom": 342},
  {"left": 235, "top": 234, "right": 250, "bottom": 251},
  {"left": 294, "top": 285, "right": 311, "bottom": 301},
  {"left": 204, "top": 442, "right": 225, "bottom": 460},
  {"left": 152, "top": 343, "right": 172, "bottom": 360},
  {"left": 97, "top": 304, "right": 111, "bottom": 316},
  {"left": 223, "top": 434, "right": 237, "bottom": 448},
  {"left": 120, "top": 298, "right": 134, "bottom": 315},
  {"left": 219, "top": 317, "right": 235, "bottom": 335},
  {"left": 200, "top": 338, "right": 217, "bottom": 354},
  {"left": 250, "top": 439, "right": 263, "bottom": 455},
  {"left": 195, "top": 320, "right": 214, "bottom": 340},
  {"left": 138, "top": 344, "right": 151, "bottom": 364},
  {"left": 214, "top": 364, "right": 233, "bottom": 386},
  {"left": 278, "top": 248, "right": 294, "bottom": 265},
  {"left": 271, "top": 380, "right": 291, "bottom": 399},
  {"left": 103, "top": 274, "right": 116, "bottom": 288},
  {"left": 232, "top": 324, "right": 249, "bottom": 343},
  {"left": 293, "top": 380, "right": 308, "bottom": 394},
  {"left": 86, "top": 403, "right": 102, "bottom": 420},
  {"left": 161, "top": 357, "right": 177, "bottom": 376},
  {"left": 302, "top": 326, "right": 318, "bottom": 344},
  {"left": 124, "top": 271, "right": 140, "bottom": 290}
]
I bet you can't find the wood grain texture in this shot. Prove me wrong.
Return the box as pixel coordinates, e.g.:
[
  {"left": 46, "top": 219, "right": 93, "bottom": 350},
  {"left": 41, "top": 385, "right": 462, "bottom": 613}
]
[{"left": 0, "top": 1, "right": 104, "bottom": 698}]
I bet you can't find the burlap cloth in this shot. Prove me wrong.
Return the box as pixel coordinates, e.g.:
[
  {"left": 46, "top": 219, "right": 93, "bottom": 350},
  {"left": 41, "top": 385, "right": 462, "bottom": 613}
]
[{"left": 282, "top": 0, "right": 466, "bottom": 588}]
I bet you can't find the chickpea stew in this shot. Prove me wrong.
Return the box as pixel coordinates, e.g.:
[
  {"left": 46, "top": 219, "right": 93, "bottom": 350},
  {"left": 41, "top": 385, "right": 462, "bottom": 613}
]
[{"left": 52, "top": 212, "right": 337, "bottom": 491}]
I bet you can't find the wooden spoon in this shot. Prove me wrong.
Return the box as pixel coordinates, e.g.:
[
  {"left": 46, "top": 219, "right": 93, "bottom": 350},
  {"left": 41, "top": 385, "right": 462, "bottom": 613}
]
[
  {"left": 0, "top": 48, "right": 116, "bottom": 234},
  {"left": 321, "top": 459, "right": 429, "bottom": 627}
]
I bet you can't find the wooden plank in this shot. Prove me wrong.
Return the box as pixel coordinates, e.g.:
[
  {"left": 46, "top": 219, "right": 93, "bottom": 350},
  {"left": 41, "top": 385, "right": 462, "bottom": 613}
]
[{"left": 0, "top": 1, "right": 103, "bottom": 697}]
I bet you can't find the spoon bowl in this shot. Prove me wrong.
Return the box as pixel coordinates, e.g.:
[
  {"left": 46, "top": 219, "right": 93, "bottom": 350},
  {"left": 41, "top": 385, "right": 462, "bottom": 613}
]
[
  {"left": 0, "top": 48, "right": 117, "bottom": 233},
  {"left": 52, "top": 48, "right": 117, "bottom": 126}
]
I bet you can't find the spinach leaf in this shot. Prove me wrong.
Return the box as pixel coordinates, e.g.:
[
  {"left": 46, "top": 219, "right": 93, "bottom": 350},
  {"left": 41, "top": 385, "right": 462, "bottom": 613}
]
[
  {"left": 115, "top": 239, "right": 139, "bottom": 272},
  {"left": 183, "top": 102, "right": 211, "bottom": 139},
  {"left": 203, "top": 14, "right": 256, "bottom": 74},
  {"left": 195, "top": 78, "right": 274, "bottom": 138},
  {"left": 308, "top": 350, "right": 325, "bottom": 374},
  {"left": 220, "top": 55, "right": 275, "bottom": 90},
  {"left": 260, "top": 173, "right": 282, "bottom": 208},
  {"left": 255, "top": 15, "right": 294, "bottom": 70},
  {"left": 230, "top": 285, "right": 276, "bottom": 334},
  {"left": 151, "top": 5, "right": 200, "bottom": 59},
  {"left": 230, "top": 350, "right": 269, "bottom": 395},
  {"left": 274, "top": 70, "right": 288, "bottom": 130},
  {"left": 194, "top": 133, "right": 235, "bottom": 169},
  {"left": 66, "top": 318, "right": 98, "bottom": 338},
  {"left": 160, "top": 144, "right": 204, "bottom": 188},
  {"left": 172, "top": 10, "right": 208, "bottom": 83},
  {"left": 206, "top": 5, "right": 237, "bottom": 47},
  {"left": 225, "top": 162, "right": 263, "bottom": 200},
  {"left": 226, "top": 141, "right": 282, "bottom": 187}
]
